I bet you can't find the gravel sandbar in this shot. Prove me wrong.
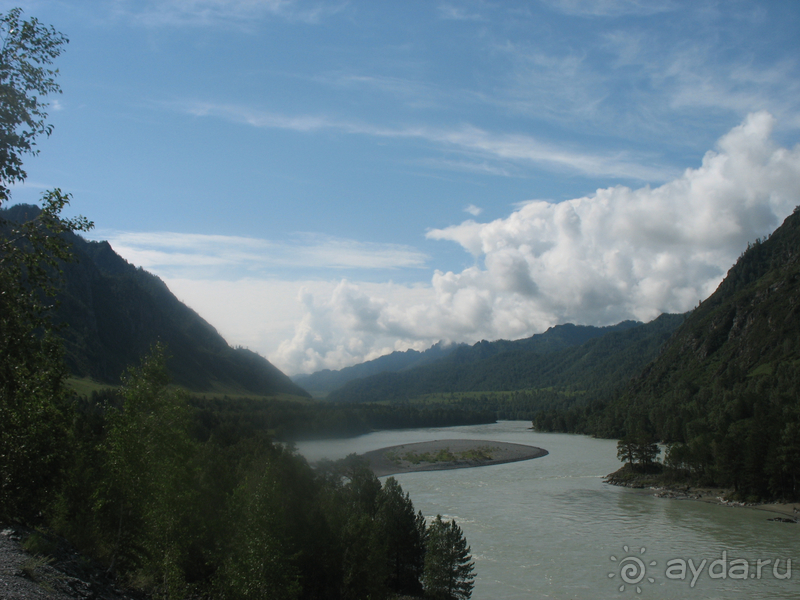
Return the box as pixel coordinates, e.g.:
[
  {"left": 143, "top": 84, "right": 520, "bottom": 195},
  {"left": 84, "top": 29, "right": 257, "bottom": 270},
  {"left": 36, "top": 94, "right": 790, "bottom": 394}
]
[{"left": 361, "top": 439, "right": 548, "bottom": 477}]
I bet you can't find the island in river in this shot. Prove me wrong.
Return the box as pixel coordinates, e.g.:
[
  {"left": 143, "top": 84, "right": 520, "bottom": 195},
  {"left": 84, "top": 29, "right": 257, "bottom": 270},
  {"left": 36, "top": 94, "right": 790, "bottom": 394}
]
[{"left": 361, "top": 439, "right": 548, "bottom": 477}]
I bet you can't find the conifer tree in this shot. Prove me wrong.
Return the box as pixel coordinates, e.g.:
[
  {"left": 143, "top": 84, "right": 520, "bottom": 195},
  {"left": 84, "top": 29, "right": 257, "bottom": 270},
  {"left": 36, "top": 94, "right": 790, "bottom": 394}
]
[{"left": 423, "top": 515, "right": 475, "bottom": 600}]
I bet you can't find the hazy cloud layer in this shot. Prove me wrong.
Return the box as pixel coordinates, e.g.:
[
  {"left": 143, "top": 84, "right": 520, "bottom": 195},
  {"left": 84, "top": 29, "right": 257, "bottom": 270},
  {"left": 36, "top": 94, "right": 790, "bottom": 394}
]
[
  {"left": 274, "top": 112, "right": 800, "bottom": 373},
  {"left": 181, "top": 101, "right": 676, "bottom": 182},
  {"left": 92, "top": 231, "right": 429, "bottom": 279},
  {"left": 113, "top": 0, "right": 341, "bottom": 27}
]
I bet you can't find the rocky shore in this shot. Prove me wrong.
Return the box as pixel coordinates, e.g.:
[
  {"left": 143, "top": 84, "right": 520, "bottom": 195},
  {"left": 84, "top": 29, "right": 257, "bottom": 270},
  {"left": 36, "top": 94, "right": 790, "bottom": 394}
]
[
  {"left": 604, "top": 467, "right": 800, "bottom": 521},
  {"left": 361, "top": 439, "right": 548, "bottom": 477}
]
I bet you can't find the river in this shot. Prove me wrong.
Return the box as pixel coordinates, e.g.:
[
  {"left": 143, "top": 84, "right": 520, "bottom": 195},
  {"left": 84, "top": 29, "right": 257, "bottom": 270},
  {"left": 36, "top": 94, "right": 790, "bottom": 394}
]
[{"left": 296, "top": 421, "right": 799, "bottom": 599}]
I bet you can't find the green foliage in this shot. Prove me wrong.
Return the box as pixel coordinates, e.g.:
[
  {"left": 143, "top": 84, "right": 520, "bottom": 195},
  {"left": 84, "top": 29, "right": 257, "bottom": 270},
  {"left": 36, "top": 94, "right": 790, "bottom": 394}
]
[
  {"left": 215, "top": 455, "right": 302, "bottom": 600},
  {"left": 616, "top": 434, "right": 660, "bottom": 472},
  {"left": 0, "top": 7, "right": 68, "bottom": 201},
  {"left": 190, "top": 393, "right": 495, "bottom": 442},
  {"left": 48, "top": 349, "right": 442, "bottom": 599},
  {"left": 0, "top": 6, "right": 91, "bottom": 522},
  {"left": 377, "top": 478, "right": 426, "bottom": 597},
  {"left": 22, "top": 530, "right": 58, "bottom": 556},
  {"left": 423, "top": 515, "right": 475, "bottom": 600},
  {"left": 98, "top": 344, "right": 199, "bottom": 597},
  {"left": 389, "top": 446, "right": 496, "bottom": 466}
]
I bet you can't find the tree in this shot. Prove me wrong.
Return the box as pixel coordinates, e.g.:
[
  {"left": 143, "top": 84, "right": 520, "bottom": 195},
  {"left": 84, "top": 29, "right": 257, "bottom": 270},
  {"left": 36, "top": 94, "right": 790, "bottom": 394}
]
[
  {"left": 376, "top": 477, "right": 426, "bottom": 596},
  {"left": 423, "top": 515, "right": 475, "bottom": 600},
  {"left": 99, "top": 344, "right": 199, "bottom": 597},
  {"left": 616, "top": 433, "right": 660, "bottom": 472},
  {"left": 0, "top": 7, "right": 89, "bottom": 521},
  {"left": 0, "top": 7, "right": 68, "bottom": 202},
  {"left": 216, "top": 454, "right": 301, "bottom": 600},
  {"left": 632, "top": 435, "right": 660, "bottom": 470},
  {"left": 616, "top": 438, "right": 636, "bottom": 466}
]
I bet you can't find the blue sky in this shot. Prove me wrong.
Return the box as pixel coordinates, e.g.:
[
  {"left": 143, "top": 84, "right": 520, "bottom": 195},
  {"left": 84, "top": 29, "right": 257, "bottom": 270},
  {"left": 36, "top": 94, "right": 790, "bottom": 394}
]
[{"left": 7, "top": 0, "right": 800, "bottom": 374}]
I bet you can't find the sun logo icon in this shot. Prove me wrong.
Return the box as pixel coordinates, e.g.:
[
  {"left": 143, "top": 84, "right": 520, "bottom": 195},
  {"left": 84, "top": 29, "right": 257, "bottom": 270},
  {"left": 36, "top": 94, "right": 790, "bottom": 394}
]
[{"left": 609, "top": 545, "right": 657, "bottom": 593}]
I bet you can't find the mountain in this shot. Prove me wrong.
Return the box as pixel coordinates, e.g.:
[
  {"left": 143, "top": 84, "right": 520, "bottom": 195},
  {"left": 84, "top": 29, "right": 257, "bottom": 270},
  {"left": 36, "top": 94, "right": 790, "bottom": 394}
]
[
  {"left": 325, "top": 319, "right": 684, "bottom": 403},
  {"left": 3, "top": 204, "right": 309, "bottom": 397},
  {"left": 292, "top": 341, "right": 462, "bottom": 397},
  {"left": 543, "top": 206, "right": 800, "bottom": 499}
]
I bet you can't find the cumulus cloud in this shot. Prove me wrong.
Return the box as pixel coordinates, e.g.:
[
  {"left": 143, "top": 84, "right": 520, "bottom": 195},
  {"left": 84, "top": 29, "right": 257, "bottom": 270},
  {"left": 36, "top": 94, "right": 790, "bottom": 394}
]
[
  {"left": 274, "top": 281, "right": 437, "bottom": 375},
  {"left": 275, "top": 112, "right": 800, "bottom": 374}
]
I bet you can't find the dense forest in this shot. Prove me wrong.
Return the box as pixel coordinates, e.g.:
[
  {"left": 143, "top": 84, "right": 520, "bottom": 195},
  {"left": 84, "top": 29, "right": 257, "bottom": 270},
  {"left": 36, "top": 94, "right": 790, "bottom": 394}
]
[
  {"left": 0, "top": 9, "right": 477, "bottom": 599},
  {"left": 533, "top": 207, "right": 800, "bottom": 501}
]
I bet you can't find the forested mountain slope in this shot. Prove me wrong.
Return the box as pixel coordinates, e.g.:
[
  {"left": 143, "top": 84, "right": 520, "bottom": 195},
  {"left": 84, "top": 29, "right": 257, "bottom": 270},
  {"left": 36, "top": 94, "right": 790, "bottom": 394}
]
[
  {"left": 327, "top": 318, "right": 683, "bottom": 403},
  {"left": 541, "top": 206, "right": 800, "bottom": 499},
  {"left": 3, "top": 204, "right": 309, "bottom": 397}
]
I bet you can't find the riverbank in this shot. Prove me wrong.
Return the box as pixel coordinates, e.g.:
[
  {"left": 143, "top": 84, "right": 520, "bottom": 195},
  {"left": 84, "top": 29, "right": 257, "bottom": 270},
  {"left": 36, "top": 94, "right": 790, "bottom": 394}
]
[
  {"left": 604, "top": 467, "right": 800, "bottom": 520},
  {"left": 361, "top": 439, "right": 548, "bottom": 477}
]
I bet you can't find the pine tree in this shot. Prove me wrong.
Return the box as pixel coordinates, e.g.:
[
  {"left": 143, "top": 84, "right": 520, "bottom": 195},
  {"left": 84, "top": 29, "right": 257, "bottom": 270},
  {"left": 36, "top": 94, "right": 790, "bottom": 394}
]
[
  {"left": 423, "top": 515, "right": 475, "bottom": 600},
  {"left": 376, "top": 477, "right": 426, "bottom": 596}
]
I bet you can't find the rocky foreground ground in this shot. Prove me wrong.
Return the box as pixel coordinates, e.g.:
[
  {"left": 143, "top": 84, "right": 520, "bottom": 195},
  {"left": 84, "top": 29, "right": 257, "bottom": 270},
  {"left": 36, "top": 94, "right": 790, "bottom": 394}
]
[{"left": 0, "top": 524, "right": 145, "bottom": 600}]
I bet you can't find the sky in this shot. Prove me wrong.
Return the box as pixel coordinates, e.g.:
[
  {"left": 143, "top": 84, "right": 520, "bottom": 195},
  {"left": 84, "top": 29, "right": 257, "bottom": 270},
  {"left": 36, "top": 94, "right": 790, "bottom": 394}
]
[{"left": 6, "top": 0, "right": 800, "bottom": 375}]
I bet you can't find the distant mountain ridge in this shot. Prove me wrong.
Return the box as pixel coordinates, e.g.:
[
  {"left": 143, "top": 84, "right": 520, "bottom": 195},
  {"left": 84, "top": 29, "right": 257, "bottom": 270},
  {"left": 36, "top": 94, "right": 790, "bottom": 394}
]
[
  {"left": 4, "top": 204, "right": 309, "bottom": 397},
  {"left": 324, "top": 319, "right": 685, "bottom": 403},
  {"left": 292, "top": 341, "right": 462, "bottom": 397}
]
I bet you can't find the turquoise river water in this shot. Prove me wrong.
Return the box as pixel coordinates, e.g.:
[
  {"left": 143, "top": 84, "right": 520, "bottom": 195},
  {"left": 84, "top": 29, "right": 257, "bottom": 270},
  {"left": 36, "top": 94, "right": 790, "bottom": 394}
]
[{"left": 296, "top": 421, "right": 799, "bottom": 600}]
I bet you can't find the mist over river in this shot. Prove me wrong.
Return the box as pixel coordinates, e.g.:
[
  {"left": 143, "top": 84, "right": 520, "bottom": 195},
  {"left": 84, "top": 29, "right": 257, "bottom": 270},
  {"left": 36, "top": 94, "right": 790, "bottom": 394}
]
[{"left": 297, "top": 421, "right": 799, "bottom": 600}]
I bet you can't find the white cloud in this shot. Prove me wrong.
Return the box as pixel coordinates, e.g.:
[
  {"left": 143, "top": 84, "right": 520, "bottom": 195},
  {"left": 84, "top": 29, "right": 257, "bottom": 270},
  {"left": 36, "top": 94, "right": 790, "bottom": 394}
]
[
  {"left": 541, "top": 0, "right": 677, "bottom": 18},
  {"left": 465, "top": 204, "right": 483, "bottom": 216},
  {"left": 438, "top": 4, "right": 484, "bottom": 21},
  {"left": 272, "top": 280, "right": 437, "bottom": 375},
  {"left": 597, "top": 30, "right": 800, "bottom": 138},
  {"left": 426, "top": 124, "right": 674, "bottom": 180},
  {"left": 91, "top": 230, "right": 429, "bottom": 280},
  {"left": 180, "top": 101, "right": 676, "bottom": 181},
  {"left": 271, "top": 112, "right": 800, "bottom": 373},
  {"left": 109, "top": 113, "right": 800, "bottom": 375},
  {"left": 164, "top": 277, "right": 328, "bottom": 362},
  {"left": 115, "top": 0, "right": 343, "bottom": 27}
]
